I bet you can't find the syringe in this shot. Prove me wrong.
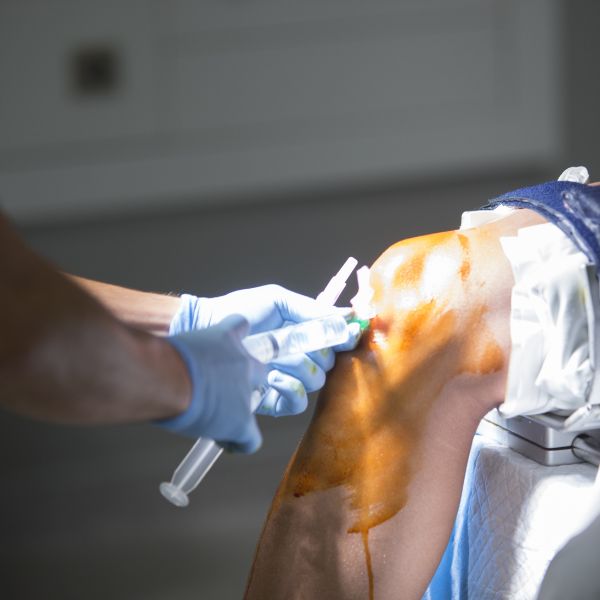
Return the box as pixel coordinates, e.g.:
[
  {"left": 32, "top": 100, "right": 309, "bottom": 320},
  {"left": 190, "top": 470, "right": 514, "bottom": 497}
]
[
  {"left": 242, "top": 312, "right": 350, "bottom": 363},
  {"left": 160, "top": 259, "right": 359, "bottom": 507},
  {"left": 160, "top": 313, "right": 352, "bottom": 506}
]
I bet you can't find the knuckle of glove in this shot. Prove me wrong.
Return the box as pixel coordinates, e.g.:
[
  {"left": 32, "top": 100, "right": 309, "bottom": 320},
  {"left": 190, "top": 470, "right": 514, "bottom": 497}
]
[
  {"left": 267, "top": 371, "right": 308, "bottom": 416},
  {"left": 309, "top": 347, "right": 336, "bottom": 372},
  {"left": 269, "top": 356, "right": 325, "bottom": 393}
]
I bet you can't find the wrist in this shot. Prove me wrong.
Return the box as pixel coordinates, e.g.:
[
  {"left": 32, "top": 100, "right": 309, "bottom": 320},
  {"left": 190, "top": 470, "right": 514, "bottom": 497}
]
[
  {"left": 143, "top": 333, "right": 192, "bottom": 421},
  {"left": 169, "top": 293, "right": 205, "bottom": 335},
  {"left": 68, "top": 276, "right": 186, "bottom": 336},
  {"left": 157, "top": 336, "right": 205, "bottom": 434},
  {"left": 168, "top": 293, "right": 195, "bottom": 335}
]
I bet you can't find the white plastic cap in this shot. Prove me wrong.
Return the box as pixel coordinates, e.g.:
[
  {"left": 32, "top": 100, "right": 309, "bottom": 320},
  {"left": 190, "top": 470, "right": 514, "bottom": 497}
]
[
  {"left": 350, "top": 266, "right": 376, "bottom": 320},
  {"left": 316, "top": 257, "right": 358, "bottom": 305},
  {"left": 558, "top": 165, "right": 590, "bottom": 184}
]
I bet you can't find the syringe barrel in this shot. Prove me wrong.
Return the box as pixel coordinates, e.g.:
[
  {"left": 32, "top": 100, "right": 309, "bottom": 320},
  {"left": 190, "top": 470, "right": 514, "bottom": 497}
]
[
  {"left": 242, "top": 313, "right": 349, "bottom": 363},
  {"left": 171, "top": 437, "right": 223, "bottom": 493}
]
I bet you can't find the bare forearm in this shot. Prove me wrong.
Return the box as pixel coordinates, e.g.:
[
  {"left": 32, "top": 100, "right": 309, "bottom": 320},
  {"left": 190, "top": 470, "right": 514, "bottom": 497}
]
[
  {"left": 68, "top": 276, "right": 183, "bottom": 336},
  {"left": 0, "top": 214, "right": 190, "bottom": 425}
]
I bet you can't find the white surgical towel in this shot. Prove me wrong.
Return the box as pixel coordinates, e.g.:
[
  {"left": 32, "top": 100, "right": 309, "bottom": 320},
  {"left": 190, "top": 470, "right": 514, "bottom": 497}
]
[{"left": 423, "top": 435, "right": 597, "bottom": 600}]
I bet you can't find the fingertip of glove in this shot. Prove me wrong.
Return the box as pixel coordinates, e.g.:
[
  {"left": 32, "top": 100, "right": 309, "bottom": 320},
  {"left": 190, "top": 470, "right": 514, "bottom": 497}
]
[
  {"left": 277, "top": 393, "right": 308, "bottom": 416},
  {"left": 334, "top": 321, "right": 362, "bottom": 352},
  {"left": 270, "top": 380, "right": 308, "bottom": 416},
  {"left": 347, "top": 321, "right": 362, "bottom": 339},
  {"left": 233, "top": 417, "right": 263, "bottom": 454},
  {"left": 255, "top": 387, "right": 279, "bottom": 416},
  {"left": 238, "top": 436, "right": 262, "bottom": 455}
]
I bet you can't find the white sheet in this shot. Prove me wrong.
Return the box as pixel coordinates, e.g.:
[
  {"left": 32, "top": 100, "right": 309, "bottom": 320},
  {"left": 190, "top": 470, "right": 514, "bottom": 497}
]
[{"left": 424, "top": 435, "right": 597, "bottom": 600}]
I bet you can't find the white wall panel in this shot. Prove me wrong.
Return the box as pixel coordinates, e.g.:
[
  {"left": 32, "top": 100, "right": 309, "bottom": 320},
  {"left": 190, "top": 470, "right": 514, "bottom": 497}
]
[
  {"left": 0, "top": 0, "right": 560, "bottom": 222},
  {"left": 0, "top": 1, "right": 161, "bottom": 149}
]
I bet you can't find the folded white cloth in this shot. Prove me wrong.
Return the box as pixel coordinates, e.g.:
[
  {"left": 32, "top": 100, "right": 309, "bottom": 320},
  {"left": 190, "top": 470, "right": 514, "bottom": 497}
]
[
  {"left": 499, "top": 223, "right": 598, "bottom": 416},
  {"left": 460, "top": 206, "right": 600, "bottom": 418}
]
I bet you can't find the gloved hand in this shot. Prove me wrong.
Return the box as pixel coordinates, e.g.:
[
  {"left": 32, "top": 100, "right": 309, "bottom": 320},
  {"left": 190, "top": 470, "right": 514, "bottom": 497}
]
[
  {"left": 159, "top": 314, "right": 266, "bottom": 453},
  {"left": 169, "top": 285, "right": 361, "bottom": 417}
]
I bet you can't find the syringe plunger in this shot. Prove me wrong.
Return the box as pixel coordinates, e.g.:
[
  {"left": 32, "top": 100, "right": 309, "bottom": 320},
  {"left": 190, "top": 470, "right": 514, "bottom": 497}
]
[{"left": 160, "top": 438, "right": 224, "bottom": 507}]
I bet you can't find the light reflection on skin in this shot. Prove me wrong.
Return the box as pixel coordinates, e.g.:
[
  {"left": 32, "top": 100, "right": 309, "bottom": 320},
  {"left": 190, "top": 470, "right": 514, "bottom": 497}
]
[{"left": 420, "top": 251, "right": 460, "bottom": 300}]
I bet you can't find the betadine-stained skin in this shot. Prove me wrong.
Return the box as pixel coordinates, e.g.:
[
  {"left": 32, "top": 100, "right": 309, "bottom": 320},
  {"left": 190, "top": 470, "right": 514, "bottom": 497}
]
[{"left": 246, "top": 209, "right": 547, "bottom": 600}]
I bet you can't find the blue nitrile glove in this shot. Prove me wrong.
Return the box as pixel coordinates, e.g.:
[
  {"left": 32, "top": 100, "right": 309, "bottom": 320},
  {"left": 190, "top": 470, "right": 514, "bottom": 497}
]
[
  {"left": 159, "top": 314, "right": 267, "bottom": 454},
  {"left": 169, "top": 285, "right": 362, "bottom": 417}
]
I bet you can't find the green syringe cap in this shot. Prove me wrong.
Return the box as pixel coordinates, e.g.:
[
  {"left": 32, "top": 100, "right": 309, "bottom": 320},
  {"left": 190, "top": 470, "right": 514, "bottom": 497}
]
[{"left": 349, "top": 316, "right": 371, "bottom": 331}]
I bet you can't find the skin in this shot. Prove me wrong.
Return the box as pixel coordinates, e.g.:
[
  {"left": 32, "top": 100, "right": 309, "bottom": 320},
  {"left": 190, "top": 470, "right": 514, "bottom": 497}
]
[
  {"left": 0, "top": 211, "right": 190, "bottom": 425},
  {"left": 246, "top": 208, "right": 547, "bottom": 600},
  {"left": 67, "top": 276, "right": 182, "bottom": 336}
]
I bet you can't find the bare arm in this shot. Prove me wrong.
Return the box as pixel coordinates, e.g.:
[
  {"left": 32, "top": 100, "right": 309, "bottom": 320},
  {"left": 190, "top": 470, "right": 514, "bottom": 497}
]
[
  {"left": 0, "top": 212, "right": 190, "bottom": 425},
  {"left": 67, "top": 276, "right": 183, "bottom": 336},
  {"left": 246, "top": 209, "right": 546, "bottom": 600}
]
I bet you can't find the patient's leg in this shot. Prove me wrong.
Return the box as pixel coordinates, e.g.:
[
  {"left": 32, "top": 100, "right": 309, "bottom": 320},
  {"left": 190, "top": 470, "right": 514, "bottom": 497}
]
[{"left": 246, "top": 209, "right": 546, "bottom": 600}]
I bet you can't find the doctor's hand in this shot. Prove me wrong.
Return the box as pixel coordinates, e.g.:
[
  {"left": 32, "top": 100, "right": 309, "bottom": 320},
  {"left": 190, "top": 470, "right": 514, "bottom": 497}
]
[
  {"left": 159, "top": 315, "right": 266, "bottom": 453},
  {"left": 169, "top": 285, "right": 361, "bottom": 417}
]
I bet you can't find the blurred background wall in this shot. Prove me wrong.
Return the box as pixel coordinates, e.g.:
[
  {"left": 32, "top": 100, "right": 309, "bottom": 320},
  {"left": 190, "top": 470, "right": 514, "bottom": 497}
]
[{"left": 0, "top": 1, "right": 598, "bottom": 598}]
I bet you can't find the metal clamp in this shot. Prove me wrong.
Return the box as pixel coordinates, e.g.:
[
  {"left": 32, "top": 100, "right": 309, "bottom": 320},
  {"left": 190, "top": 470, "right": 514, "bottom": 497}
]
[{"left": 572, "top": 434, "right": 600, "bottom": 466}]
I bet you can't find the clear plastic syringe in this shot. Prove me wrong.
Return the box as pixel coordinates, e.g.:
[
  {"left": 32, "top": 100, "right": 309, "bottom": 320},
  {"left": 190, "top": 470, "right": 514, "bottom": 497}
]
[
  {"left": 159, "top": 314, "right": 351, "bottom": 506},
  {"left": 160, "top": 313, "right": 351, "bottom": 506},
  {"left": 241, "top": 312, "right": 350, "bottom": 363},
  {"left": 160, "top": 259, "right": 358, "bottom": 507}
]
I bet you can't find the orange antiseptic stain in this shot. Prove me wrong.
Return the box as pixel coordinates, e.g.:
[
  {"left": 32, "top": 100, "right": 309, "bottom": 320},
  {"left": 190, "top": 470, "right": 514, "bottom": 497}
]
[
  {"left": 362, "top": 529, "right": 374, "bottom": 600},
  {"left": 371, "top": 231, "right": 456, "bottom": 304},
  {"left": 475, "top": 339, "right": 505, "bottom": 375},
  {"left": 458, "top": 234, "right": 471, "bottom": 280},
  {"left": 273, "top": 229, "right": 504, "bottom": 597}
]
